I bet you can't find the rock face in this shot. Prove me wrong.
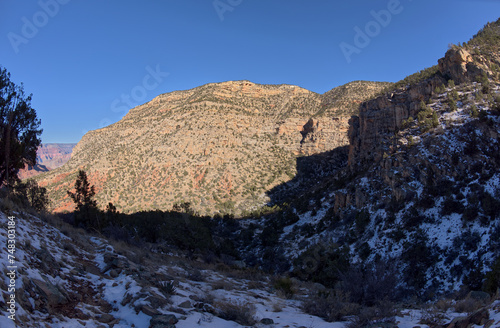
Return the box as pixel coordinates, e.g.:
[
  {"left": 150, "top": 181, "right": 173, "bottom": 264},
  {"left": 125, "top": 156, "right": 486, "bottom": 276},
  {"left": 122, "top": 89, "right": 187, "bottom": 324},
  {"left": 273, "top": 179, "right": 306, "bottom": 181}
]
[
  {"left": 35, "top": 80, "right": 389, "bottom": 215},
  {"left": 348, "top": 40, "right": 497, "bottom": 171},
  {"left": 348, "top": 76, "right": 445, "bottom": 170},
  {"left": 438, "top": 47, "right": 494, "bottom": 84},
  {"left": 18, "top": 163, "right": 50, "bottom": 180}
]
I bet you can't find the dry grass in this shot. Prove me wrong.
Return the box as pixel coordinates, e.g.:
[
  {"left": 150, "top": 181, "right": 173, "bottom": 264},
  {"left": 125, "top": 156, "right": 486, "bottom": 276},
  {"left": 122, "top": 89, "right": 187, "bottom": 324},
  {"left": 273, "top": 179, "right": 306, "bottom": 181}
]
[
  {"left": 435, "top": 298, "right": 454, "bottom": 312},
  {"left": 419, "top": 306, "right": 448, "bottom": 327},
  {"left": 302, "top": 289, "right": 360, "bottom": 322},
  {"left": 246, "top": 280, "right": 266, "bottom": 290},
  {"left": 211, "top": 280, "right": 234, "bottom": 291},
  {"left": 272, "top": 300, "right": 284, "bottom": 312},
  {"left": 213, "top": 299, "right": 257, "bottom": 326}
]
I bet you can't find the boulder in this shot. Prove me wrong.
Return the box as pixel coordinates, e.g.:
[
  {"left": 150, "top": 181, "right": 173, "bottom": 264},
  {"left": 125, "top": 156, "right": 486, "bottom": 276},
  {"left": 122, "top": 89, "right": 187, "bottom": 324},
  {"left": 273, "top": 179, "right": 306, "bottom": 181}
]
[
  {"left": 260, "top": 318, "right": 274, "bottom": 325},
  {"left": 445, "top": 308, "right": 489, "bottom": 328},
  {"left": 141, "top": 305, "right": 161, "bottom": 316},
  {"left": 149, "top": 314, "right": 178, "bottom": 328},
  {"left": 467, "top": 291, "right": 490, "bottom": 303},
  {"left": 97, "top": 313, "right": 115, "bottom": 323},
  {"left": 32, "top": 278, "right": 68, "bottom": 307}
]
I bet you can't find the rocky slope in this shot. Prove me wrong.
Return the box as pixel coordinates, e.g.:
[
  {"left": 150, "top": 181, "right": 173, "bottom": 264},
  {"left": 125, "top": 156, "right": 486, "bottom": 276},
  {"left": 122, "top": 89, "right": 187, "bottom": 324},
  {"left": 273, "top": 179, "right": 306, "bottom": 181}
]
[
  {"left": 3, "top": 210, "right": 500, "bottom": 328},
  {"left": 0, "top": 210, "right": 339, "bottom": 328},
  {"left": 17, "top": 164, "right": 50, "bottom": 180},
  {"left": 236, "top": 18, "right": 500, "bottom": 298},
  {"left": 35, "top": 81, "right": 389, "bottom": 215}
]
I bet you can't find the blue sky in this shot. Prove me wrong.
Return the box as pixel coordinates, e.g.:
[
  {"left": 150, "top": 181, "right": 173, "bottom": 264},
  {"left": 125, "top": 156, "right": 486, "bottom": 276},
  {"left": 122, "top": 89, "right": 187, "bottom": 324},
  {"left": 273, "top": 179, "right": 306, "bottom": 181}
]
[{"left": 1, "top": 0, "right": 499, "bottom": 143}]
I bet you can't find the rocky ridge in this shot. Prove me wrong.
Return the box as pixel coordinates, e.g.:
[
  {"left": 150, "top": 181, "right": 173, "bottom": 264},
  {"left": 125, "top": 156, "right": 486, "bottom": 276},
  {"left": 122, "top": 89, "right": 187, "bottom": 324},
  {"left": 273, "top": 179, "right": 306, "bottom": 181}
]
[
  {"left": 236, "top": 18, "right": 500, "bottom": 299},
  {"left": 35, "top": 81, "right": 389, "bottom": 215}
]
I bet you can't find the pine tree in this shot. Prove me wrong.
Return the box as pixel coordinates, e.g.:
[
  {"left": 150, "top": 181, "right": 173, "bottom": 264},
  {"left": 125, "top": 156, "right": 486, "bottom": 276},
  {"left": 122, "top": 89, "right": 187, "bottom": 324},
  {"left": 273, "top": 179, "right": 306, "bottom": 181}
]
[
  {"left": 67, "top": 170, "right": 99, "bottom": 228},
  {"left": 0, "top": 66, "right": 42, "bottom": 186}
]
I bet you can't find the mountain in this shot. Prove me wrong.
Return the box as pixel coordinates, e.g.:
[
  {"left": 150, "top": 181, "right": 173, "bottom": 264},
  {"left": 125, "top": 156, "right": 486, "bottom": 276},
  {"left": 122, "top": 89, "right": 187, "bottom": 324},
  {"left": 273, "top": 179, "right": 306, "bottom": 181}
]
[
  {"left": 35, "top": 80, "right": 390, "bottom": 214},
  {"left": 17, "top": 163, "right": 50, "bottom": 180},
  {"left": 18, "top": 143, "right": 76, "bottom": 180},
  {"left": 3, "top": 17, "right": 500, "bottom": 328},
  {"left": 236, "top": 18, "right": 500, "bottom": 298},
  {"left": 36, "top": 143, "right": 76, "bottom": 169}
]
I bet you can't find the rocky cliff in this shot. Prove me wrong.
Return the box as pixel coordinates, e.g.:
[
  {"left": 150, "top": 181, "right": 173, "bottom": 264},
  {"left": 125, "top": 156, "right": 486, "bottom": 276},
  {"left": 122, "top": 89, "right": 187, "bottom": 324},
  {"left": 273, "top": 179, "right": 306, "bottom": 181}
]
[
  {"left": 238, "top": 18, "right": 500, "bottom": 298},
  {"left": 36, "top": 80, "right": 390, "bottom": 215},
  {"left": 348, "top": 38, "right": 499, "bottom": 170}
]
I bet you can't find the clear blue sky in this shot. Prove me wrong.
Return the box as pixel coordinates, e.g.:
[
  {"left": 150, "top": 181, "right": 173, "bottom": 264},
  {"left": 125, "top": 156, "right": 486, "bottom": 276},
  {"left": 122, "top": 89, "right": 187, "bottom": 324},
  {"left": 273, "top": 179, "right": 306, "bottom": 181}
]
[{"left": 1, "top": 0, "right": 499, "bottom": 143}]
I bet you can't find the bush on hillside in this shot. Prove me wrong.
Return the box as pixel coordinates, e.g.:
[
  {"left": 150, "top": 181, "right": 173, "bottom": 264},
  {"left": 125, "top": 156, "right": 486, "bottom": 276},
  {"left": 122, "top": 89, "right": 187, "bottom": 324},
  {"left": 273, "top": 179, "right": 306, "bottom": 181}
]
[
  {"left": 0, "top": 179, "right": 50, "bottom": 213},
  {"left": 293, "top": 242, "right": 350, "bottom": 288},
  {"left": 302, "top": 289, "right": 359, "bottom": 322},
  {"left": 483, "top": 256, "right": 500, "bottom": 295}
]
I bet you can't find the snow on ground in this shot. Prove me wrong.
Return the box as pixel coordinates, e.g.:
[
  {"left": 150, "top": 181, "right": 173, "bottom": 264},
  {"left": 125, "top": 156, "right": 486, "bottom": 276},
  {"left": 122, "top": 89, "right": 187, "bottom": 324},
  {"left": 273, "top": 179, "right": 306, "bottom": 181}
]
[
  {"left": 2, "top": 210, "right": 500, "bottom": 327},
  {"left": 0, "top": 211, "right": 350, "bottom": 327}
]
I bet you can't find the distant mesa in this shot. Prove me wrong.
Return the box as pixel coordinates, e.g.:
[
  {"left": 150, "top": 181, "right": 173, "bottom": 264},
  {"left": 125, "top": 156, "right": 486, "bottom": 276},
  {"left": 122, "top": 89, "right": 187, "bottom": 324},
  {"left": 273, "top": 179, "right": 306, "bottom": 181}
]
[{"left": 18, "top": 143, "right": 76, "bottom": 180}]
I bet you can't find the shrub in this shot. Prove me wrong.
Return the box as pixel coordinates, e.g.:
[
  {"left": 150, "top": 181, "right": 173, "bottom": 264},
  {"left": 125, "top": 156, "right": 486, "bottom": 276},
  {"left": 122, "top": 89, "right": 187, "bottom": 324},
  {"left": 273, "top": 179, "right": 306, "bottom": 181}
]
[
  {"left": 348, "top": 302, "right": 396, "bottom": 328},
  {"left": 462, "top": 206, "right": 479, "bottom": 222},
  {"left": 156, "top": 280, "right": 176, "bottom": 296},
  {"left": 293, "top": 243, "right": 350, "bottom": 288},
  {"left": 339, "top": 260, "right": 401, "bottom": 305},
  {"left": 24, "top": 179, "right": 50, "bottom": 212},
  {"left": 417, "top": 193, "right": 435, "bottom": 209},
  {"left": 470, "top": 104, "right": 479, "bottom": 118},
  {"left": 478, "top": 72, "right": 491, "bottom": 94},
  {"left": 483, "top": 257, "right": 500, "bottom": 295},
  {"left": 448, "top": 98, "right": 457, "bottom": 112},
  {"left": 419, "top": 306, "right": 447, "bottom": 327},
  {"left": 434, "top": 84, "right": 446, "bottom": 94},
  {"left": 273, "top": 276, "right": 295, "bottom": 299},
  {"left": 481, "top": 191, "right": 500, "bottom": 219},
  {"left": 417, "top": 101, "right": 439, "bottom": 131},
  {"left": 441, "top": 197, "right": 465, "bottom": 216},
  {"left": 355, "top": 209, "right": 371, "bottom": 235},
  {"left": 302, "top": 289, "right": 360, "bottom": 322},
  {"left": 401, "top": 116, "right": 415, "bottom": 129},
  {"left": 214, "top": 299, "right": 257, "bottom": 326},
  {"left": 452, "top": 230, "right": 481, "bottom": 253},
  {"left": 7, "top": 179, "right": 50, "bottom": 212},
  {"left": 403, "top": 206, "right": 426, "bottom": 229},
  {"left": 454, "top": 297, "right": 485, "bottom": 314},
  {"left": 407, "top": 135, "right": 415, "bottom": 147},
  {"left": 188, "top": 269, "right": 204, "bottom": 282},
  {"left": 402, "top": 230, "right": 438, "bottom": 295},
  {"left": 358, "top": 242, "right": 371, "bottom": 261}
]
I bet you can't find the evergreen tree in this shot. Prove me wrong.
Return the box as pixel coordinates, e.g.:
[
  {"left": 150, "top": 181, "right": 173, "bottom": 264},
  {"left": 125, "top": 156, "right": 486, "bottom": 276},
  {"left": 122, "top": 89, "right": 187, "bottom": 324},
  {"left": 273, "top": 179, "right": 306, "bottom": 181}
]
[
  {"left": 25, "top": 179, "right": 49, "bottom": 212},
  {"left": 67, "top": 170, "right": 99, "bottom": 228},
  {"left": 0, "top": 66, "right": 42, "bottom": 186}
]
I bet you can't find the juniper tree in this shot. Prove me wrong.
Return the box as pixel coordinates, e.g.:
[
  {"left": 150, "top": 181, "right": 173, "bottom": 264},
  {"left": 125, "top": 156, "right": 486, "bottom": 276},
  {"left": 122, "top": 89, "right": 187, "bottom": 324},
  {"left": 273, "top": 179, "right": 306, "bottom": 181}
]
[
  {"left": 0, "top": 66, "right": 42, "bottom": 186},
  {"left": 67, "top": 170, "right": 99, "bottom": 228}
]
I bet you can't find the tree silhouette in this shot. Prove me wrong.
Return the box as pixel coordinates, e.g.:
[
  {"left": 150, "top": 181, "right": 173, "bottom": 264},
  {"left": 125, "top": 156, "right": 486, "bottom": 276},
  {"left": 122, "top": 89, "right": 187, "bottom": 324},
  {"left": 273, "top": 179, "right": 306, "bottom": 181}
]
[
  {"left": 0, "top": 66, "right": 42, "bottom": 186},
  {"left": 67, "top": 170, "right": 99, "bottom": 228}
]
